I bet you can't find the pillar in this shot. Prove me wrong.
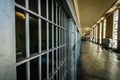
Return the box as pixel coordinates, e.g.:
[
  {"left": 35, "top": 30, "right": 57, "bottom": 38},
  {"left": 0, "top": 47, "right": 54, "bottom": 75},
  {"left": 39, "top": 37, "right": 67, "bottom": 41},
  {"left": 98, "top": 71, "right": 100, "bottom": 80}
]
[{"left": 0, "top": 0, "right": 16, "bottom": 80}]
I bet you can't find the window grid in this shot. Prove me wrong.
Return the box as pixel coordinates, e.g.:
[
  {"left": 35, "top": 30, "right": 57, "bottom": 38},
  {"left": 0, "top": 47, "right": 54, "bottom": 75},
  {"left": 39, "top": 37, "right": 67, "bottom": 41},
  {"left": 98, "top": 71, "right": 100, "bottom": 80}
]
[{"left": 15, "top": 0, "right": 78, "bottom": 80}]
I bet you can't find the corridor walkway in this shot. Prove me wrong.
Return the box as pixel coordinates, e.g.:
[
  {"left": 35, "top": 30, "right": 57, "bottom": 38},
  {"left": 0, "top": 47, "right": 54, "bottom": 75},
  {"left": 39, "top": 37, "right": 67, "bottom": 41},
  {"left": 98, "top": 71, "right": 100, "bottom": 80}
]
[{"left": 77, "top": 41, "right": 120, "bottom": 80}]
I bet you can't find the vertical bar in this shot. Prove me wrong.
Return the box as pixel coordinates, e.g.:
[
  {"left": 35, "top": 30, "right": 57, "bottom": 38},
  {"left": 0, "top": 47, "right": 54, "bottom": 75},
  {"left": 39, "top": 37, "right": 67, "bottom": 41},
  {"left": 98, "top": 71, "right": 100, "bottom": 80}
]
[
  {"left": 62, "top": 32, "right": 64, "bottom": 63},
  {"left": 61, "top": 66, "right": 63, "bottom": 80},
  {"left": 38, "top": 0, "right": 41, "bottom": 80},
  {"left": 52, "top": 0, "right": 54, "bottom": 75},
  {"left": 59, "top": 7, "right": 61, "bottom": 27},
  {"left": 25, "top": 0, "right": 29, "bottom": 58},
  {"left": 58, "top": 5, "right": 61, "bottom": 80},
  {"left": 56, "top": 4, "right": 58, "bottom": 68},
  {"left": 62, "top": 11, "right": 64, "bottom": 27},
  {"left": 46, "top": 0, "right": 49, "bottom": 51},
  {"left": 65, "top": 61, "right": 67, "bottom": 80},
  {"left": 38, "top": 0, "right": 41, "bottom": 52},
  {"left": 65, "top": 16, "right": 67, "bottom": 59},
  {"left": 64, "top": 63, "right": 66, "bottom": 79},
  {"left": 59, "top": 7, "right": 61, "bottom": 66},
  {"left": 26, "top": 62, "right": 30, "bottom": 80},
  {"left": 64, "top": 15, "right": 66, "bottom": 60},
  {"left": 52, "top": 0, "right": 54, "bottom": 48},
  {"left": 56, "top": 3, "right": 58, "bottom": 69},
  {"left": 65, "top": 23, "right": 67, "bottom": 79},
  {"left": 61, "top": 11, "right": 63, "bottom": 63},
  {"left": 63, "top": 30, "right": 64, "bottom": 62},
  {"left": 46, "top": 0, "right": 49, "bottom": 79},
  {"left": 38, "top": 56, "right": 41, "bottom": 80},
  {"left": 25, "top": 0, "right": 30, "bottom": 80},
  {"left": 56, "top": 72, "right": 58, "bottom": 80},
  {"left": 62, "top": 11, "right": 64, "bottom": 28}
]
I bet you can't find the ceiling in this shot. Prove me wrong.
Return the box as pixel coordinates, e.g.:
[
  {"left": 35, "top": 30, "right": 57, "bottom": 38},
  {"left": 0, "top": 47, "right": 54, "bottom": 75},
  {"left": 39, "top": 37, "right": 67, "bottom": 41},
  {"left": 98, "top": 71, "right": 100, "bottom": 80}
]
[{"left": 74, "top": 0, "right": 117, "bottom": 35}]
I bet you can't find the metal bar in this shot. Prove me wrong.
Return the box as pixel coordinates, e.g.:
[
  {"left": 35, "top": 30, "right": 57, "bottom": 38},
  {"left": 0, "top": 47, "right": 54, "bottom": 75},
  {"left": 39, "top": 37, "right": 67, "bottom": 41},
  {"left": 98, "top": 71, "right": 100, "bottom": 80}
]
[
  {"left": 16, "top": 44, "right": 66, "bottom": 66},
  {"left": 59, "top": 7, "right": 61, "bottom": 67},
  {"left": 60, "top": 68, "right": 61, "bottom": 80},
  {"left": 61, "top": 11, "right": 63, "bottom": 63},
  {"left": 58, "top": 36, "right": 60, "bottom": 67},
  {"left": 56, "top": 72, "right": 58, "bottom": 80},
  {"left": 25, "top": 0, "right": 30, "bottom": 80},
  {"left": 56, "top": 4, "right": 58, "bottom": 69},
  {"left": 26, "top": 62, "right": 30, "bottom": 80},
  {"left": 38, "top": 0, "right": 41, "bottom": 54},
  {"left": 48, "top": 56, "right": 68, "bottom": 80},
  {"left": 39, "top": 56, "right": 41, "bottom": 80},
  {"left": 15, "top": 0, "right": 74, "bottom": 80},
  {"left": 52, "top": 0, "right": 54, "bottom": 74},
  {"left": 61, "top": 11, "right": 63, "bottom": 27},
  {"left": 64, "top": 32, "right": 66, "bottom": 59},
  {"left": 15, "top": 3, "right": 67, "bottom": 30},
  {"left": 25, "top": 0, "right": 30, "bottom": 59},
  {"left": 47, "top": 52, "right": 49, "bottom": 80},
  {"left": 38, "top": 0, "right": 41, "bottom": 80},
  {"left": 46, "top": 0, "right": 49, "bottom": 79},
  {"left": 63, "top": 12, "right": 65, "bottom": 28},
  {"left": 58, "top": 7, "right": 61, "bottom": 26},
  {"left": 52, "top": 0, "right": 54, "bottom": 49},
  {"left": 62, "top": 29, "right": 64, "bottom": 62}
]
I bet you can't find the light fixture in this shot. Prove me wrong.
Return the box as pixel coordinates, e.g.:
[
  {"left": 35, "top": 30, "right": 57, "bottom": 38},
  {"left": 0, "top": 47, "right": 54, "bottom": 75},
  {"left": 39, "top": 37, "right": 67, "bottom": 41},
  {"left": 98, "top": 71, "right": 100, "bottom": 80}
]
[{"left": 16, "top": 11, "right": 25, "bottom": 19}]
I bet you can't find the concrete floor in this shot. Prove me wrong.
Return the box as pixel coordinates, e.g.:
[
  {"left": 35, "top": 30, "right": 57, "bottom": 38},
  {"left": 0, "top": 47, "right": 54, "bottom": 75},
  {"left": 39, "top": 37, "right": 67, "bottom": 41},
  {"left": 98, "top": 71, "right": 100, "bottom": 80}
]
[{"left": 77, "top": 41, "right": 120, "bottom": 80}]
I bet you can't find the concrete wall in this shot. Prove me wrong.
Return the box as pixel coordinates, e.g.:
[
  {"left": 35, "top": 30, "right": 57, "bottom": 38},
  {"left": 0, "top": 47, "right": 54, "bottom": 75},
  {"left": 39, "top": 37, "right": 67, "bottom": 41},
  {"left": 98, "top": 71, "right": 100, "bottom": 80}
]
[
  {"left": 67, "top": 18, "right": 81, "bottom": 80},
  {"left": 66, "top": 0, "right": 81, "bottom": 33},
  {"left": 0, "top": 0, "right": 16, "bottom": 80}
]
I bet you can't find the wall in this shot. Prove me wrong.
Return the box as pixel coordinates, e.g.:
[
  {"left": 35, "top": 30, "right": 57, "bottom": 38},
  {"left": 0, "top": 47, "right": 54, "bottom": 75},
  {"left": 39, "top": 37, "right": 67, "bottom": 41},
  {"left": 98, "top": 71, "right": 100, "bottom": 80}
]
[
  {"left": 106, "top": 14, "right": 113, "bottom": 39},
  {"left": 66, "top": 19, "right": 81, "bottom": 80},
  {"left": 0, "top": 0, "right": 16, "bottom": 80},
  {"left": 96, "top": 23, "right": 100, "bottom": 44},
  {"left": 66, "top": 0, "right": 81, "bottom": 33}
]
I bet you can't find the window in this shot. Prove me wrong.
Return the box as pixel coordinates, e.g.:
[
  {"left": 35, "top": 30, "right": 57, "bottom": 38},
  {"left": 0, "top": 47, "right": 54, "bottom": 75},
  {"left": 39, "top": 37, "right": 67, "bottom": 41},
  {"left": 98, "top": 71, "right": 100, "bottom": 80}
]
[
  {"left": 96, "top": 25, "right": 98, "bottom": 43},
  {"left": 94, "top": 27, "right": 96, "bottom": 42},
  {"left": 99, "top": 22, "right": 102, "bottom": 44},
  {"left": 112, "top": 10, "right": 119, "bottom": 48},
  {"left": 103, "top": 19, "right": 106, "bottom": 39}
]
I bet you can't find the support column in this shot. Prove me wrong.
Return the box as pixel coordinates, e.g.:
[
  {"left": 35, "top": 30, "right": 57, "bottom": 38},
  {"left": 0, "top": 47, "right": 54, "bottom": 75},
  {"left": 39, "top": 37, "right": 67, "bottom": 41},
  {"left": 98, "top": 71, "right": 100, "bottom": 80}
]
[{"left": 0, "top": 0, "right": 16, "bottom": 80}]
